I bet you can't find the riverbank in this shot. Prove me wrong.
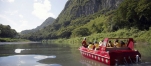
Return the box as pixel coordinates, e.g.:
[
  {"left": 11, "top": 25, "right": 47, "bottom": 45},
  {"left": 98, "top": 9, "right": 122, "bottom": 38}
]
[
  {"left": 0, "top": 38, "right": 30, "bottom": 42},
  {"left": 43, "top": 28, "right": 151, "bottom": 44}
]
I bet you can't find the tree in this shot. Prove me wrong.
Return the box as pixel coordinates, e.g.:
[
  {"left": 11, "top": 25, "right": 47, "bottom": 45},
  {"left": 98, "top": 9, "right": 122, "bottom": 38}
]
[
  {"left": 0, "top": 24, "right": 17, "bottom": 38},
  {"left": 71, "top": 27, "right": 90, "bottom": 37},
  {"left": 116, "top": 0, "right": 151, "bottom": 30}
]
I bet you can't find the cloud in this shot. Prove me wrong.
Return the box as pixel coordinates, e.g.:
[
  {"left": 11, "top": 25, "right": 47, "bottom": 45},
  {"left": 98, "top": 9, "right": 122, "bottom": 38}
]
[
  {"left": 19, "top": 20, "right": 28, "bottom": 27},
  {"left": 32, "top": 0, "right": 55, "bottom": 20},
  {"left": 7, "top": 0, "right": 14, "bottom": 3},
  {"left": 5, "top": 10, "right": 18, "bottom": 15},
  {"left": 1, "top": 0, "right": 15, "bottom": 3},
  {"left": 0, "top": 14, "right": 17, "bottom": 25},
  {"left": 15, "top": 20, "right": 30, "bottom": 32},
  {"left": 19, "top": 14, "right": 23, "bottom": 18},
  {"left": 0, "top": 14, "right": 29, "bottom": 32}
]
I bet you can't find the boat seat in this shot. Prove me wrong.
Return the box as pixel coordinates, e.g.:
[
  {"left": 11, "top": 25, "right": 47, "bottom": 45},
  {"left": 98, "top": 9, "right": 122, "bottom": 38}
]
[{"left": 106, "top": 47, "right": 130, "bottom": 51}]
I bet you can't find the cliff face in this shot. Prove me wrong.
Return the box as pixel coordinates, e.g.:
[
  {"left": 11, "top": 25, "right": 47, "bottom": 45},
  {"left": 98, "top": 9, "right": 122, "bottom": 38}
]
[
  {"left": 47, "top": 0, "right": 124, "bottom": 38},
  {"left": 61, "top": 0, "right": 124, "bottom": 18}
]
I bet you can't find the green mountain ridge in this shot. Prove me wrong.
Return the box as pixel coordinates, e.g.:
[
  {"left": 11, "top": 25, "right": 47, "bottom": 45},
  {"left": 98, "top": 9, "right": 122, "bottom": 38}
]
[
  {"left": 20, "top": 0, "right": 151, "bottom": 41},
  {"left": 20, "top": 17, "right": 55, "bottom": 34}
]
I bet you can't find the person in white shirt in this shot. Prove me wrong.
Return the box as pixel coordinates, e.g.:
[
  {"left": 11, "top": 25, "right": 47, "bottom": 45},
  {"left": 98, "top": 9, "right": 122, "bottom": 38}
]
[{"left": 99, "top": 40, "right": 103, "bottom": 46}]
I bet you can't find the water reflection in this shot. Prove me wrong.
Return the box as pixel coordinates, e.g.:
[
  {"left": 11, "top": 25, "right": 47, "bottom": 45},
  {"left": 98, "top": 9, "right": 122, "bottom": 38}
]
[
  {"left": 0, "top": 42, "right": 151, "bottom": 66},
  {"left": 15, "top": 49, "right": 30, "bottom": 53},
  {"left": 0, "top": 43, "right": 83, "bottom": 66},
  {"left": 80, "top": 56, "right": 109, "bottom": 66},
  {"left": 34, "top": 55, "right": 56, "bottom": 59},
  {"left": 35, "top": 64, "right": 62, "bottom": 66},
  {"left": 0, "top": 42, "right": 40, "bottom": 45},
  {"left": 0, "top": 55, "right": 60, "bottom": 66}
]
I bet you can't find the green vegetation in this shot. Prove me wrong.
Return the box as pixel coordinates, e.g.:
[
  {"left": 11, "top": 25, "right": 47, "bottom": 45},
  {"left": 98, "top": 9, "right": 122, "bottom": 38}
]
[
  {"left": 42, "top": 28, "right": 151, "bottom": 44},
  {"left": 135, "top": 43, "right": 151, "bottom": 58},
  {"left": 0, "top": 24, "right": 30, "bottom": 42},
  {"left": 115, "top": 0, "right": 151, "bottom": 30},
  {"left": 0, "top": 38, "right": 30, "bottom": 42},
  {"left": 0, "top": 24, "right": 17, "bottom": 38}
]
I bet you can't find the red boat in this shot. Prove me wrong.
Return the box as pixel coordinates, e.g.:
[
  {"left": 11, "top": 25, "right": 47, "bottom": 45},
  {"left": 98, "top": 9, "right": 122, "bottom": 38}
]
[{"left": 79, "top": 38, "right": 141, "bottom": 65}]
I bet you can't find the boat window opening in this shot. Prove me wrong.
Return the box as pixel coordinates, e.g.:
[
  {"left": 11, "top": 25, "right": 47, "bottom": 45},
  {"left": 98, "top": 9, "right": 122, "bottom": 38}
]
[{"left": 106, "top": 39, "right": 129, "bottom": 48}]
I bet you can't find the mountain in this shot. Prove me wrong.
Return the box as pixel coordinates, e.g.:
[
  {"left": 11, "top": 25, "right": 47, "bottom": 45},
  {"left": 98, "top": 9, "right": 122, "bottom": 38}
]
[
  {"left": 20, "top": 0, "right": 151, "bottom": 41},
  {"left": 36, "top": 17, "right": 55, "bottom": 30},
  {"left": 43, "top": 0, "right": 124, "bottom": 37},
  {"left": 62, "top": 0, "right": 123, "bottom": 18},
  {"left": 20, "top": 17, "right": 55, "bottom": 34},
  {"left": 20, "top": 0, "right": 124, "bottom": 40}
]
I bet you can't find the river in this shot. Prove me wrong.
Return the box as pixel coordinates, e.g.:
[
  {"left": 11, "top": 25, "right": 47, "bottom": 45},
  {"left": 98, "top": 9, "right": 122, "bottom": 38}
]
[{"left": 0, "top": 42, "right": 150, "bottom": 66}]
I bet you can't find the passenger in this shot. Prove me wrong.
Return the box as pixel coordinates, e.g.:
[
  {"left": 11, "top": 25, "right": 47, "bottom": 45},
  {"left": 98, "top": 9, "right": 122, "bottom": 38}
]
[
  {"left": 94, "top": 41, "right": 99, "bottom": 50},
  {"left": 82, "top": 37, "right": 88, "bottom": 48},
  {"left": 107, "top": 41, "right": 113, "bottom": 47},
  {"left": 88, "top": 43, "right": 95, "bottom": 50},
  {"left": 99, "top": 40, "right": 103, "bottom": 46},
  {"left": 121, "top": 41, "right": 125, "bottom": 47},
  {"left": 114, "top": 39, "right": 121, "bottom": 47}
]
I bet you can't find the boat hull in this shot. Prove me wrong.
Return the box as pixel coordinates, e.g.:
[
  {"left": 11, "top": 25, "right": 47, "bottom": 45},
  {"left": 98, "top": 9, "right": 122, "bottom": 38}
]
[{"left": 79, "top": 46, "right": 141, "bottom": 65}]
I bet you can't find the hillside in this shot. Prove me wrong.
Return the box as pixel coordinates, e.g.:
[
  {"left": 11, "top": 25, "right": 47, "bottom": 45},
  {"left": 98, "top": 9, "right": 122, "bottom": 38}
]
[
  {"left": 20, "top": 17, "right": 55, "bottom": 34},
  {"left": 20, "top": 0, "right": 151, "bottom": 41}
]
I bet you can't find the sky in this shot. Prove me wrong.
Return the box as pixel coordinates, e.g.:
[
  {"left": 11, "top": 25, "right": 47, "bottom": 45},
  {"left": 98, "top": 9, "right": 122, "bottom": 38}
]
[{"left": 0, "top": 0, "right": 68, "bottom": 32}]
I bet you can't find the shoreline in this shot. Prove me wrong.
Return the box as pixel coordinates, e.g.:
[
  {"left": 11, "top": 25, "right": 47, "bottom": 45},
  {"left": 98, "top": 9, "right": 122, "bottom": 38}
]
[{"left": 0, "top": 41, "right": 41, "bottom": 45}]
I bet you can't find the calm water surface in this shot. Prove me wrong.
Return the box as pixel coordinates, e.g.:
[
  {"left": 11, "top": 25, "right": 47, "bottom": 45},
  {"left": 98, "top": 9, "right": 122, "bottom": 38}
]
[
  {"left": 0, "top": 42, "right": 151, "bottom": 66},
  {"left": 0, "top": 42, "right": 108, "bottom": 66}
]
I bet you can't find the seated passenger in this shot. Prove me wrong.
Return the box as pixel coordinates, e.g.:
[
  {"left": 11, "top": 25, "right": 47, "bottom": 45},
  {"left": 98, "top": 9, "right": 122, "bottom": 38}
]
[
  {"left": 99, "top": 40, "right": 103, "bottom": 46},
  {"left": 107, "top": 41, "right": 113, "bottom": 47},
  {"left": 121, "top": 41, "right": 126, "bottom": 47},
  {"left": 94, "top": 42, "right": 99, "bottom": 50},
  {"left": 114, "top": 39, "right": 121, "bottom": 47},
  {"left": 88, "top": 43, "right": 95, "bottom": 50},
  {"left": 82, "top": 37, "right": 88, "bottom": 48}
]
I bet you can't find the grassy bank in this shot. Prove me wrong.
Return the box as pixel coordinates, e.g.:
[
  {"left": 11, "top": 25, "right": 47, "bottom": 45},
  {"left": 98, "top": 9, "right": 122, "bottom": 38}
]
[
  {"left": 43, "top": 28, "right": 151, "bottom": 44},
  {"left": 0, "top": 38, "right": 30, "bottom": 42}
]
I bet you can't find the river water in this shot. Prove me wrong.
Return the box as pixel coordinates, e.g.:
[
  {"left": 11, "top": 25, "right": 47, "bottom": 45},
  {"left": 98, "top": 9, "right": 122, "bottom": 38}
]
[{"left": 0, "top": 42, "right": 151, "bottom": 66}]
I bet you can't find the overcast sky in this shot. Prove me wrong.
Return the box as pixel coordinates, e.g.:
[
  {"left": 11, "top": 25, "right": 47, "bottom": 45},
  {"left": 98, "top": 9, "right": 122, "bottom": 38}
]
[{"left": 0, "top": 0, "right": 68, "bottom": 32}]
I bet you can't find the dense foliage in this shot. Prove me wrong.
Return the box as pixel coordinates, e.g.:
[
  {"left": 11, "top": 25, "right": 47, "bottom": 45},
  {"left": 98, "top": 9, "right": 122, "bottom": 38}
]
[
  {"left": 115, "top": 0, "right": 151, "bottom": 30},
  {"left": 0, "top": 24, "right": 18, "bottom": 38},
  {"left": 20, "top": 0, "right": 151, "bottom": 41}
]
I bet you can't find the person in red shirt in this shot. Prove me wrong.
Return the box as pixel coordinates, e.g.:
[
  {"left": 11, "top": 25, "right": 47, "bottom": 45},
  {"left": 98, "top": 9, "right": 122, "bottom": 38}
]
[{"left": 82, "top": 37, "right": 88, "bottom": 48}]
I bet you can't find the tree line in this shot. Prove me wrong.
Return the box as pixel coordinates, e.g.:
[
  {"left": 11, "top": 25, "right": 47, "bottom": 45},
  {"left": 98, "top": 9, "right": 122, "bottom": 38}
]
[{"left": 0, "top": 24, "right": 18, "bottom": 38}]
